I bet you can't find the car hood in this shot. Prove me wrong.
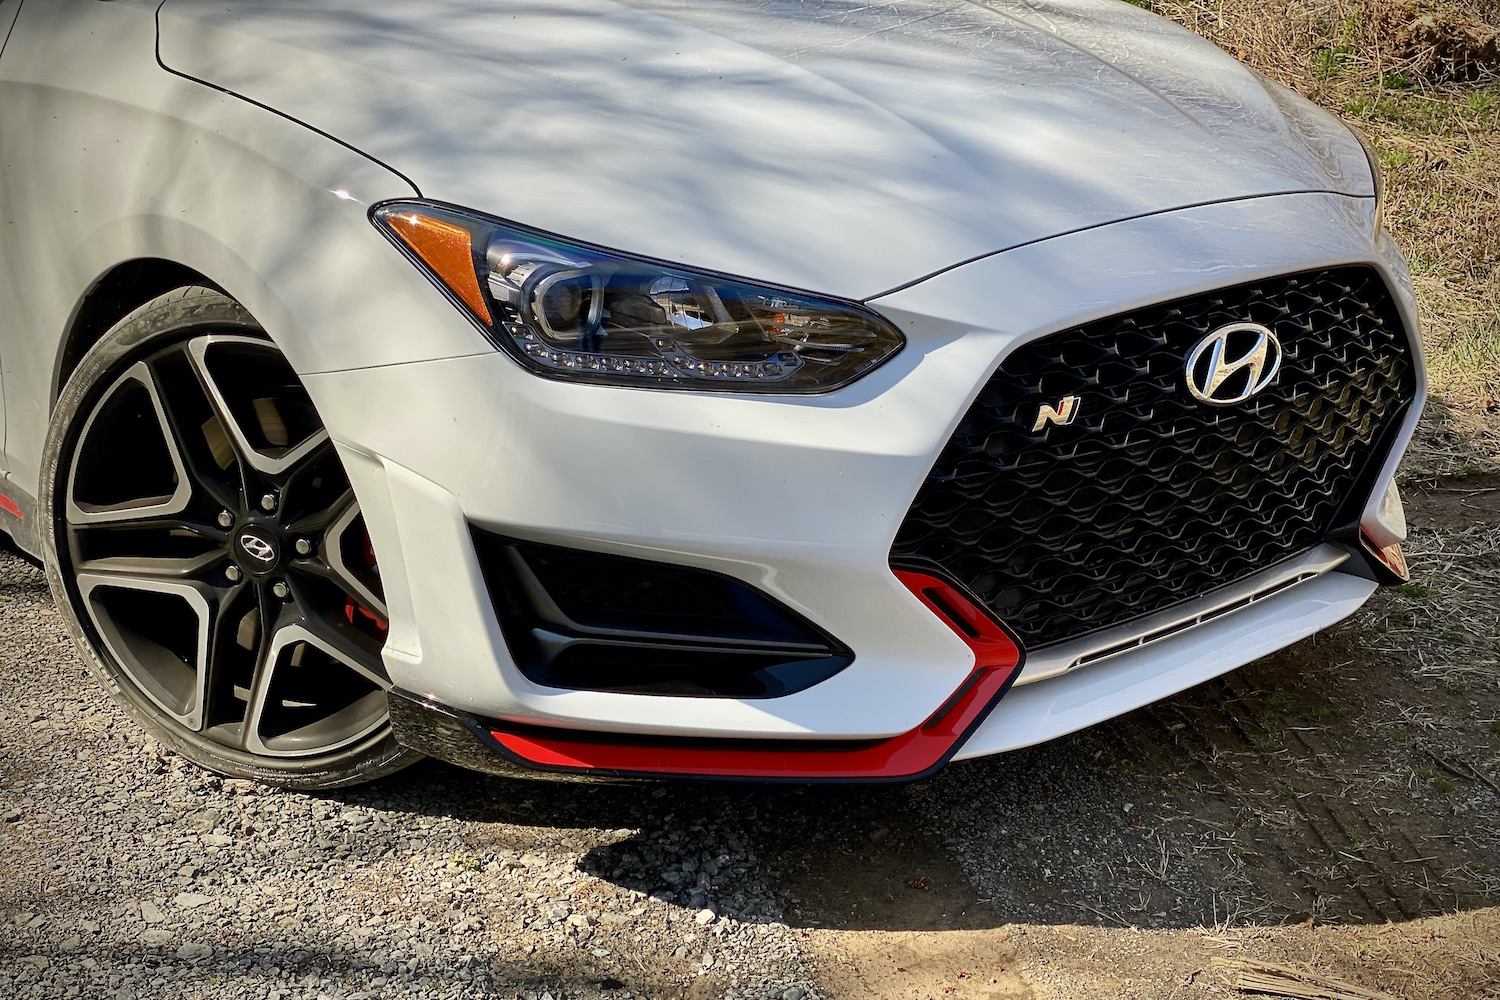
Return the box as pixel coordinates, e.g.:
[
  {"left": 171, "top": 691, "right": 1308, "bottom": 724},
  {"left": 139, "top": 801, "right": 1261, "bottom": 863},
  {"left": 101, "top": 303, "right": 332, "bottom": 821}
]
[{"left": 158, "top": 0, "right": 1372, "bottom": 300}]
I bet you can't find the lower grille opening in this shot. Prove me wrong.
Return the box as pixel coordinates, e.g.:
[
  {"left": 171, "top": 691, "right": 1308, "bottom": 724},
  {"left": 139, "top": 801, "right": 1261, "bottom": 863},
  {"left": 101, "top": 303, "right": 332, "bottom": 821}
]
[{"left": 471, "top": 530, "right": 852, "bottom": 698}]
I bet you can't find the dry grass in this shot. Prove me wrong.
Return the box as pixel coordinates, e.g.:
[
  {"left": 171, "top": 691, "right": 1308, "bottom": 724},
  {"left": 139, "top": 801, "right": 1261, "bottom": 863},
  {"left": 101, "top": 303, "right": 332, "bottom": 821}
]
[
  {"left": 1223, "top": 909, "right": 1500, "bottom": 999},
  {"left": 1143, "top": 0, "right": 1500, "bottom": 475},
  {"left": 1366, "top": 519, "right": 1500, "bottom": 687}
]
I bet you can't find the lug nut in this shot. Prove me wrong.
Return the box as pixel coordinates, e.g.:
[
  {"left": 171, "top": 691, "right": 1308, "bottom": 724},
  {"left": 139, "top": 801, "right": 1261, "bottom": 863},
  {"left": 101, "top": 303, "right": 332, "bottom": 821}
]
[
  {"left": 225, "top": 565, "right": 242, "bottom": 583},
  {"left": 272, "top": 581, "right": 290, "bottom": 599},
  {"left": 294, "top": 538, "right": 313, "bottom": 557},
  {"left": 217, "top": 510, "right": 234, "bottom": 528},
  {"left": 260, "top": 493, "right": 278, "bottom": 512}
]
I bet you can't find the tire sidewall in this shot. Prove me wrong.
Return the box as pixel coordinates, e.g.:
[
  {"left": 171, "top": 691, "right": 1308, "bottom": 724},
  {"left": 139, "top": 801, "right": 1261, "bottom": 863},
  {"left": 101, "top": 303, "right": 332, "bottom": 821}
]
[{"left": 40, "top": 286, "right": 418, "bottom": 789}]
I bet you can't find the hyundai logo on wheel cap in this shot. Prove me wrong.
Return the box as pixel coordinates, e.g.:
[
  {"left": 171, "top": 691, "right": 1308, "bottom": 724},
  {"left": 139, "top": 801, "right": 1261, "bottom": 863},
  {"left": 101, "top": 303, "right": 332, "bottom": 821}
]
[
  {"left": 238, "top": 530, "right": 278, "bottom": 565},
  {"left": 1184, "top": 322, "right": 1282, "bottom": 405}
]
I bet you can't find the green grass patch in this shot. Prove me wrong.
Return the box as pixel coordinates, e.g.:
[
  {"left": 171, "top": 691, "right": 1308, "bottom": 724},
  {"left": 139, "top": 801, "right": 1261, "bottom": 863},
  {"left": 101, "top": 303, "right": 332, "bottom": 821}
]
[
  {"left": 1313, "top": 11, "right": 1361, "bottom": 80},
  {"left": 1250, "top": 731, "right": 1286, "bottom": 752},
  {"left": 1467, "top": 89, "right": 1500, "bottom": 115},
  {"left": 1315, "top": 49, "right": 1350, "bottom": 80},
  {"left": 1304, "top": 699, "right": 1352, "bottom": 722}
]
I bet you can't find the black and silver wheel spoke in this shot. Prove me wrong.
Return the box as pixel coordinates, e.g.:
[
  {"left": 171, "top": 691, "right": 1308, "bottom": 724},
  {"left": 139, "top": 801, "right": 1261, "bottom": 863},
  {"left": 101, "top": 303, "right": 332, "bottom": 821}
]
[
  {"left": 65, "top": 360, "right": 195, "bottom": 527},
  {"left": 66, "top": 332, "right": 389, "bottom": 760},
  {"left": 184, "top": 334, "right": 329, "bottom": 478},
  {"left": 292, "top": 495, "right": 388, "bottom": 620},
  {"left": 241, "top": 597, "right": 390, "bottom": 758},
  {"left": 75, "top": 570, "right": 216, "bottom": 730}
]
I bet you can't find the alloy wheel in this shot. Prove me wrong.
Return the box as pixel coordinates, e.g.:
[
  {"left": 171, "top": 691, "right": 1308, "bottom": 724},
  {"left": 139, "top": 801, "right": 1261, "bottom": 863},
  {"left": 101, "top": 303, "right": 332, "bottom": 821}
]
[{"left": 61, "top": 332, "right": 393, "bottom": 760}]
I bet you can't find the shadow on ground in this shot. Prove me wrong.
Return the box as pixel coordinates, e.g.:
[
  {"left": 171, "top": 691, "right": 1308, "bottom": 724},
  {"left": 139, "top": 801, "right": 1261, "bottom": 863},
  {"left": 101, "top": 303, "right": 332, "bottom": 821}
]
[
  {"left": 326, "top": 474, "right": 1500, "bottom": 936},
  {"left": 338, "top": 639, "right": 1498, "bottom": 935}
]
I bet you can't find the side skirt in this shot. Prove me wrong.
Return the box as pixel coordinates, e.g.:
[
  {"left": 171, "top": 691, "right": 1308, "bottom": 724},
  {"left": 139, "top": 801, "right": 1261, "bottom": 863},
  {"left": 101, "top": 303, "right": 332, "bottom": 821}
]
[{"left": 0, "top": 478, "right": 43, "bottom": 563}]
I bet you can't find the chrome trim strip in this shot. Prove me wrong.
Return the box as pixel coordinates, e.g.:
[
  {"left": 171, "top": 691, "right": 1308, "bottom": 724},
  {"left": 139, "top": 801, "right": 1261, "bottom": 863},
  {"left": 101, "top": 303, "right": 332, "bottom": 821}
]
[{"left": 1013, "top": 544, "right": 1350, "bottom": 686}]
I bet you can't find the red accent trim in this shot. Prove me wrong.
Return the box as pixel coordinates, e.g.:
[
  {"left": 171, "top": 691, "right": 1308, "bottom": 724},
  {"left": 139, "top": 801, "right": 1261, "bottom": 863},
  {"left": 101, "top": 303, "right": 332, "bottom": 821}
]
[
  {"left": 487, "top": 571, "right": 1021, "bottom": 779},
  {"left": 0, "top": 494, "right": 20, "bottom": 519}
]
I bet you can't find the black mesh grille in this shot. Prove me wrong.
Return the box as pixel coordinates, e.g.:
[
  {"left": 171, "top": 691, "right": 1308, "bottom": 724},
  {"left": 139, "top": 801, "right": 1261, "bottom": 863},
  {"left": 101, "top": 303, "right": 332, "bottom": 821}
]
[{"left": 890, "top": 267, "right": 1416, "bottom": 649}]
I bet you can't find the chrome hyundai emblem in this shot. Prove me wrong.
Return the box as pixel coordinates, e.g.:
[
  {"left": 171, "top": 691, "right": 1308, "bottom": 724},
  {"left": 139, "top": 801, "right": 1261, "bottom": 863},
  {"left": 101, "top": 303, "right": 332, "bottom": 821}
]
[
  {"left": 238, "top": 531, "right": 277, "bottom": 564},
  {"left": 1184, "top": 322, "right": 1282, "bottom": 405}
]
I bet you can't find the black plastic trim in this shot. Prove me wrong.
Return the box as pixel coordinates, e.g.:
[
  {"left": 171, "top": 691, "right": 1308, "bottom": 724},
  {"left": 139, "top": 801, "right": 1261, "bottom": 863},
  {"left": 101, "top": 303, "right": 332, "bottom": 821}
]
[{"left": 471, "top": 530, "right": 854, "bottom": 699}]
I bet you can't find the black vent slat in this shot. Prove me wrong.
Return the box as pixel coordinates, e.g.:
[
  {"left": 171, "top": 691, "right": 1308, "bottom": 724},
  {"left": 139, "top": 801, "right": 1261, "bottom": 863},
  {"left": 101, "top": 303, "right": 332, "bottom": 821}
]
[{"left": 890, "top": 268, "right": 1416, "bottom": 649}]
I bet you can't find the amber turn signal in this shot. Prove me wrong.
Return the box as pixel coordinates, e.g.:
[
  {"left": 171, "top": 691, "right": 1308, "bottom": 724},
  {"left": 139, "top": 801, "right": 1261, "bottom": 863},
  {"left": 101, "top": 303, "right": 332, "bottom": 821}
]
[{"left": 383, "top": 211, "right": 492, "bottom": 324}]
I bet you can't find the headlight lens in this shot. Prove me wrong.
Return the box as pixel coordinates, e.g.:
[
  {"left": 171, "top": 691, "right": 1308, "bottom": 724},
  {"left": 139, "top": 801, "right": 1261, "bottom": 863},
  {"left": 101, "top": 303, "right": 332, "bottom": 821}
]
[{"left": 372, "top": 202, "right": 904, "bottom": 392}]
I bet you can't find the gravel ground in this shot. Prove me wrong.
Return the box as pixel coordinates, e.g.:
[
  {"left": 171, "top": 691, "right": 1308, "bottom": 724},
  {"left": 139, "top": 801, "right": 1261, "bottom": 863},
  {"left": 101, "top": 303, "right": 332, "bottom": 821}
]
[
  {"left": 0, "top": 550, "right": 823, "bottom": 1000},
  {"left": 3, "top": 474, "right": 1498, "bottom": 1000}
]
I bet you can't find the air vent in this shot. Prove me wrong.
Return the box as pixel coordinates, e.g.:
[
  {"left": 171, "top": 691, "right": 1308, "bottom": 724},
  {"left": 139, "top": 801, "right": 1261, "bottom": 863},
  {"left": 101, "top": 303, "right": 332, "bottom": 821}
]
[{"left": 471, "top": 531, "right": 853, "bottom": 698}]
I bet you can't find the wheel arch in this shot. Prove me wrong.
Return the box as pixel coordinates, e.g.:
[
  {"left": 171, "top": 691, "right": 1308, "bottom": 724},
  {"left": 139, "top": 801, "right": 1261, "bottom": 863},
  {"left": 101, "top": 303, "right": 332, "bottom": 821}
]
[{"left": 53, "top": 258, "right": 217, "bottom": 406}]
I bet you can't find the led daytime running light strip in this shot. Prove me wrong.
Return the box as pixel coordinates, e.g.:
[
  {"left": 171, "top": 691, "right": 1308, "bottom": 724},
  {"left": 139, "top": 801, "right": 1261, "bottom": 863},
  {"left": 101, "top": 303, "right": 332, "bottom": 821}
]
[{"left": 507, "top": 323, "right": 804, "bottom": 382}]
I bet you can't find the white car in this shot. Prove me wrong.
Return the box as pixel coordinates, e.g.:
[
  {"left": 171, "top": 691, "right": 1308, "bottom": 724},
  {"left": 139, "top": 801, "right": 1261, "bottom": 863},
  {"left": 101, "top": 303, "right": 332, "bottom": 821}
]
[{"left": 0, "top": 0, "right": 1421, "bottom": 788}]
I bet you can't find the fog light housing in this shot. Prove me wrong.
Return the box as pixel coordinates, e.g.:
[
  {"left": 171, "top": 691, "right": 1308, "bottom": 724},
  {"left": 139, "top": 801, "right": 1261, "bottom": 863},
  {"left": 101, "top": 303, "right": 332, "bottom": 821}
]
[{"left": 471, "top": 530, "right": 853, "bottom": 698}]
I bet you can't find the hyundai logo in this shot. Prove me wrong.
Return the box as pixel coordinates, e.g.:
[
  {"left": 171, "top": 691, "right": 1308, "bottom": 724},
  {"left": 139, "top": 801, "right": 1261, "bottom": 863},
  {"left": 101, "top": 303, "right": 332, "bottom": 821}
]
[
  {"left": 1184, "top": 322, "right": 1282, "bottom": 405},
  {"left": 238, "top": 531, "right": 277, "bottom": 565}
]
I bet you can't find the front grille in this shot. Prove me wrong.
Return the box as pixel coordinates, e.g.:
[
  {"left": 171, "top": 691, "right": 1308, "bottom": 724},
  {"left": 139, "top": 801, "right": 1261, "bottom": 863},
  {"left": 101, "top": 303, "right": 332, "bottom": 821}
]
[{"left": 890, "top": 267, "right": 1416, "bottom": 648}]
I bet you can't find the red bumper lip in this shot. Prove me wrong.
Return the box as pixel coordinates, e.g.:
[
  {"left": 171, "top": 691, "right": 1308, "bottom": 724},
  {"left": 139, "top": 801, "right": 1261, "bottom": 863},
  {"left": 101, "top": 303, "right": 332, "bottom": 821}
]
[{"left": 479, "top": 571, "right": 1024, "bottom": 781}]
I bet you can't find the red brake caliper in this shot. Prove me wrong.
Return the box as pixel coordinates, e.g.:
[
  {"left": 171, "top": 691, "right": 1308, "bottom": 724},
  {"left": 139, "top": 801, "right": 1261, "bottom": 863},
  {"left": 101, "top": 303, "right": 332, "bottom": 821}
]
[{"left": 344, "top": 527, "right": 389, "bottom": 634}]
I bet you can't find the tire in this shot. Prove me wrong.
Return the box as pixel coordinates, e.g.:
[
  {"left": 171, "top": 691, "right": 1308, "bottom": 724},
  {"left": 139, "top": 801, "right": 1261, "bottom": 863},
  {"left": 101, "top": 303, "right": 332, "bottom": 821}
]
[{"left": 41, "top": 286, "right": 420, "bottom": 789}]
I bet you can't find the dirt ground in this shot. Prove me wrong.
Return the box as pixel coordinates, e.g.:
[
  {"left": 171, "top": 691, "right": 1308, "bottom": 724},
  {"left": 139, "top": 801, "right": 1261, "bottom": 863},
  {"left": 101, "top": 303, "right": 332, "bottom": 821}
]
[{"left": 770, "top": 471, "right": 1500, "bottom": 999}]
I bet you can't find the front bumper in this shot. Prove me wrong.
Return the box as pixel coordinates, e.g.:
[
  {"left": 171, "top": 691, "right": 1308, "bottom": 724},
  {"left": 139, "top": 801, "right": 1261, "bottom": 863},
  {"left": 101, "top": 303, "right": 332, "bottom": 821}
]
[
  {"left": 301, "top": 190, "right": 1423, "bottom": 772},
  {"left": 387, "top": 570, "right": 1025, "bottom": 782}
]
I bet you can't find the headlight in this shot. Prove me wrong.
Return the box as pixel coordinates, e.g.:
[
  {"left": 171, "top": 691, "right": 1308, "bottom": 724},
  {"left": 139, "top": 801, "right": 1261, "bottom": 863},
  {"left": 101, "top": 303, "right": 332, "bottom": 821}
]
[
  {"left": 372, "top": 201, "right": 904, "bottom": 392},
  {"left": 1348, "top": 125, "right": 1386, "bottom": 236}
]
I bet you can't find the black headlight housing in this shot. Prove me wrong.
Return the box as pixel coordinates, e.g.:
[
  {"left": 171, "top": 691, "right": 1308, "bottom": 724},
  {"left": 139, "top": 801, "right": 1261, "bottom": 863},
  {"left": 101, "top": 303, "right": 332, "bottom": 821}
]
[{"left": 373, "top": 201, "right": 904, "bottom": 393}]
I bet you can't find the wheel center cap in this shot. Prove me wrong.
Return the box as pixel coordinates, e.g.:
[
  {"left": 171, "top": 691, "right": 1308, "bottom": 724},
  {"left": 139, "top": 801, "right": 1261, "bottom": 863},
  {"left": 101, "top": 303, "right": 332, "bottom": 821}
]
[{"left": 236, "top": 526, "right": 281, "bottom": 572}]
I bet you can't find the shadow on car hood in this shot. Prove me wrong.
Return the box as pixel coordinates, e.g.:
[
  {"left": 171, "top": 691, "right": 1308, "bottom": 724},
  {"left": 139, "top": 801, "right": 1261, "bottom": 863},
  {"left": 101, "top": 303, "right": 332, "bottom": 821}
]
[{"left": 158, "top": 0, "right": 1373, "bottom": 300}]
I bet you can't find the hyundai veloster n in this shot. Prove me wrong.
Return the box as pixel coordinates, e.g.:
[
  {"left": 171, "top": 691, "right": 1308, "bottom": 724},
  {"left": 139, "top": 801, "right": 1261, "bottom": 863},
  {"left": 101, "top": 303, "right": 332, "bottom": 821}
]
[{"left": 0, "top": 0, "right": 1421, "bottom": 787}]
